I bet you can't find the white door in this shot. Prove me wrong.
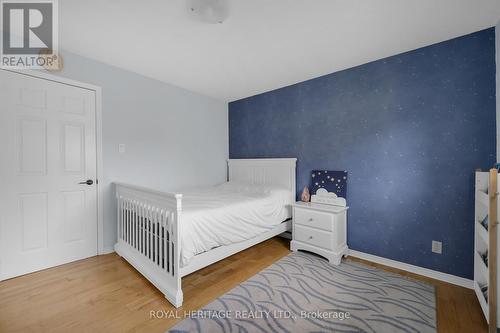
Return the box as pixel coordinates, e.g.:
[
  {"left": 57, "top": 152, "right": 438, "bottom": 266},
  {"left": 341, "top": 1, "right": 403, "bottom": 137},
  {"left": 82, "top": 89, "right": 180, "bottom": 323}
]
[{"left": 0, "top": 70, "right": 98, "bottom": 280}]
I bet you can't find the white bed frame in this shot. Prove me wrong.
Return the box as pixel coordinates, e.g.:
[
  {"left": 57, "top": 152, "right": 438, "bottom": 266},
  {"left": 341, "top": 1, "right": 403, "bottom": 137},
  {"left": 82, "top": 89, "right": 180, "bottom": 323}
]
[{"left": 114, "top": 158, "right": 296, "bottom": 308}]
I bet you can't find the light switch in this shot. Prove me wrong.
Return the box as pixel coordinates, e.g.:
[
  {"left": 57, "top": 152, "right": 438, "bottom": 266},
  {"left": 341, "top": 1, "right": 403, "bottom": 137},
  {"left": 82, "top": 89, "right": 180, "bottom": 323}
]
[{"left": 118, "top": 144, "right": 126, "bottom": 153}]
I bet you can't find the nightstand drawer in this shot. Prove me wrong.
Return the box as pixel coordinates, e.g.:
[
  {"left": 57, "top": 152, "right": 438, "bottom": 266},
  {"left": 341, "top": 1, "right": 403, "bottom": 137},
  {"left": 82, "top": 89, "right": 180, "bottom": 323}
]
[
  {"left": 294, "top": 208, "right": 333, "bottom": 231},
  {"left": 294, "top": 224, "right": 333, "bottom": 250}
]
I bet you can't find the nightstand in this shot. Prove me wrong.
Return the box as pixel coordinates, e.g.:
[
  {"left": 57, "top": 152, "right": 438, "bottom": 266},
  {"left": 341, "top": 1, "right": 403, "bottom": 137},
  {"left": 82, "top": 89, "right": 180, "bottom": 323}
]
[{"left": 290, "top": 201, "right": 348, "bottom": 265}]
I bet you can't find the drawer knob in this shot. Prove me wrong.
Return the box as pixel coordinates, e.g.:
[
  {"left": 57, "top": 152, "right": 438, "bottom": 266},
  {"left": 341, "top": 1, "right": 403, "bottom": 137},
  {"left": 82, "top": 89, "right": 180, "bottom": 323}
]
[
  {"left": 309, "top": 236, "right": 313, "bottom": 240},
  {"left": 308, "top": 218, "right": 313, "bottom": 222}
]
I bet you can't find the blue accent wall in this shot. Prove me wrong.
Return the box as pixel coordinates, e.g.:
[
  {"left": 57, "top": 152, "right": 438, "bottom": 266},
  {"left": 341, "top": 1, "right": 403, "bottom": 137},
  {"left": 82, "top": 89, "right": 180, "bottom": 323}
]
[{"left": 229, "top": 28, "right": 496, "bottom": 279}]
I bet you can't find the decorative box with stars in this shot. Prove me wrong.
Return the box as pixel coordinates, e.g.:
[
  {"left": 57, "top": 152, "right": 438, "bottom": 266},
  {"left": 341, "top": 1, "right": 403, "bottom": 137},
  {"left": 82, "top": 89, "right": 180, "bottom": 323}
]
[{"left": 311, "top": 170, "right": 348, "bottom": 199}]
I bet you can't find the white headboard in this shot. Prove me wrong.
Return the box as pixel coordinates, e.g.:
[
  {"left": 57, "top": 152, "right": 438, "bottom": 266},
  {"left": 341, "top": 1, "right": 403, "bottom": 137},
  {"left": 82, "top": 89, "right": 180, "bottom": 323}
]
[{"left": 228, "top": 158, "right": 297, "bottom": 202}]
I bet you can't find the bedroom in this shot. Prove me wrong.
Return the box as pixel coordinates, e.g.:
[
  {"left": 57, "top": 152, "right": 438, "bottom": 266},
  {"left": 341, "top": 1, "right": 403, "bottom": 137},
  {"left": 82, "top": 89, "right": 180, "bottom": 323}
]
[{"left": 0, "top": 0, "right": 499, "bottom": 332}]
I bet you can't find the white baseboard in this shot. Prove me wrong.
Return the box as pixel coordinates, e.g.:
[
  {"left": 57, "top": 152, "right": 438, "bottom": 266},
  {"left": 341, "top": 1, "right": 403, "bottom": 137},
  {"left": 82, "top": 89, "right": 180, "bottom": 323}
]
[
  {"left": 99, "top": 246, "right": 115, "bottom": 255},
  {"left": 348, "top": 249, "right": 473, "bottom": 289}
]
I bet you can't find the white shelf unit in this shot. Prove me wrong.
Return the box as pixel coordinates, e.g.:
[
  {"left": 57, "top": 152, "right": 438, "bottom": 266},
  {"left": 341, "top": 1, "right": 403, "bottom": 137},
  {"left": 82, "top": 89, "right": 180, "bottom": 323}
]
[{"left": 474, "top": 169, "right": 498, "bottom": 332}]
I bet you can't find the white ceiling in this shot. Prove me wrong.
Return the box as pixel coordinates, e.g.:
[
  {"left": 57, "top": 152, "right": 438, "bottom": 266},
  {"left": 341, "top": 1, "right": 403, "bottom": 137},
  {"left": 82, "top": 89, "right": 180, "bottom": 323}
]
[{"left": 60, "top": 0, "right": 500, "bottom": 102}]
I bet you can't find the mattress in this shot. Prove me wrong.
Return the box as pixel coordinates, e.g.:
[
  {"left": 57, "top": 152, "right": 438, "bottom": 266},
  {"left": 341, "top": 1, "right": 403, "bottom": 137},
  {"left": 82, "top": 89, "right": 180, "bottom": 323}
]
[{"left": 180, "top": 182, "right": 292, "bottom": 267}]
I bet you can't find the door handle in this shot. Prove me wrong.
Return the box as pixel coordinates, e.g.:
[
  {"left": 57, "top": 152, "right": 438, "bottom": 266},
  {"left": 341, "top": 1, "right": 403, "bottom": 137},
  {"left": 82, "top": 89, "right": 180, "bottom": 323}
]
[{"left": 79, "top": 179, "right": 94, "bottom": 185}]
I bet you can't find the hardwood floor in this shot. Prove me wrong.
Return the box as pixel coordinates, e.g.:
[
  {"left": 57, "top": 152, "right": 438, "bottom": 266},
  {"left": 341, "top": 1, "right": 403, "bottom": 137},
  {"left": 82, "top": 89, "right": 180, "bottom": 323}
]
[{"left": 0, "top": 237, "right": 487, "bottom": 333}]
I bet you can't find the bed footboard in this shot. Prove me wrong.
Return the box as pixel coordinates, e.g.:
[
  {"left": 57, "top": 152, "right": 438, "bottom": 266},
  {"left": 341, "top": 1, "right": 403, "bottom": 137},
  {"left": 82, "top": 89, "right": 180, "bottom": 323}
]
[{"left": 114, "top": 183, "right": 183, "bottom": 308}]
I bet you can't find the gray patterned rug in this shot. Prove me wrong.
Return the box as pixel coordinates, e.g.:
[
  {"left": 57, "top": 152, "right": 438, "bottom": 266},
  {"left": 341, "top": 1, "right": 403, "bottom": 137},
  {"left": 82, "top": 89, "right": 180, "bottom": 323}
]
[{"left": 169, "top": 252, "right": 436, "bottom": 333}]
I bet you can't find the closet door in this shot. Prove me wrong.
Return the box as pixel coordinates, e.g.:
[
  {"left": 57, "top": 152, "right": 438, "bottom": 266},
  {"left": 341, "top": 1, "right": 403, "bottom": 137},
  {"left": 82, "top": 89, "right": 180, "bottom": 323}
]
[{"left": 0, "top": 70, "right": 98, "bottom": 280}]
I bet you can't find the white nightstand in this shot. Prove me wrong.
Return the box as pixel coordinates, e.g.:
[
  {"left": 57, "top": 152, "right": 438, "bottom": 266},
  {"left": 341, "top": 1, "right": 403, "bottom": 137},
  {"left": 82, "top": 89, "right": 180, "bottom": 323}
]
[{"left": 290, "top": 201, "right": 348, "bottom": 265}]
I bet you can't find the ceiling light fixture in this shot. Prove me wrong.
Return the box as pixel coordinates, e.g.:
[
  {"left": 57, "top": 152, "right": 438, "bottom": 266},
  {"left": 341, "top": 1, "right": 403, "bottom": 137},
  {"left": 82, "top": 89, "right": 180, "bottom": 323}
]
[{"left": 188, "top": 0, "right": 228, "bottom": 24}]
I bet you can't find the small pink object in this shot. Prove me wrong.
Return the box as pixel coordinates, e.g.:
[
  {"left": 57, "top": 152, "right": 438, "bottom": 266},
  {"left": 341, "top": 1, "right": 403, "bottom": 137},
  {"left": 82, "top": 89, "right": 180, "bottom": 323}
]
[{"left": 301, "top": 186, "right": 310, "bottom": 202}]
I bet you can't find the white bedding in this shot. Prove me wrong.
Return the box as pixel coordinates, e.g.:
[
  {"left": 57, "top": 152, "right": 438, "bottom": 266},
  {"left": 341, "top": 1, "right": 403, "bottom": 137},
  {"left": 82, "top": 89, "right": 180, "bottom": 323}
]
[{"left": 180, "top": 182, "right": 292, "bottom": 267}]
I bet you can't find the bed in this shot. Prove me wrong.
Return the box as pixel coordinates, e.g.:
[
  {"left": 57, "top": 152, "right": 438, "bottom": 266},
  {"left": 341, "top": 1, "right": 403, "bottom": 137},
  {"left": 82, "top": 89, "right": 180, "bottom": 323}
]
[{"left": 114, "top": 158, "right": 296, "bottom": 308}]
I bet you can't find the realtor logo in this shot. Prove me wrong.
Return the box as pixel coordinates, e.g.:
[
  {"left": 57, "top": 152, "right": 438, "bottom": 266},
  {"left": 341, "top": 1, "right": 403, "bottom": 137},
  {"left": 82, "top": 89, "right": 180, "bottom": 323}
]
[{"left": 1, "top": 0, "right": 59, "bottom": 69}]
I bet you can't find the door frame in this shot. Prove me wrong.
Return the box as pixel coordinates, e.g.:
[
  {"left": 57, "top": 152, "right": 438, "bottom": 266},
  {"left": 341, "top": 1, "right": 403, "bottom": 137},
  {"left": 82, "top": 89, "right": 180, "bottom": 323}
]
[{"left": 0, "top": 68, "right": 106, "bottom": 257}]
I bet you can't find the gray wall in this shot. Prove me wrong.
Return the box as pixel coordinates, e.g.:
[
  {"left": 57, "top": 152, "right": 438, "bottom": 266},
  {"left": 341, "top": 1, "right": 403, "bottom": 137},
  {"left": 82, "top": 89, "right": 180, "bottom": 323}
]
[{"left": 49, "top": 51, "right": 228, "bottom": 250}]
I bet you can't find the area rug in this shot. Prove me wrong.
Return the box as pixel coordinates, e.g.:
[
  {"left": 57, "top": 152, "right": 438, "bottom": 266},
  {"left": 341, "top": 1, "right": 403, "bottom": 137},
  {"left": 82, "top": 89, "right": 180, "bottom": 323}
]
[{"left": 169, "top": 252, "right": 436, "bottom": 333}]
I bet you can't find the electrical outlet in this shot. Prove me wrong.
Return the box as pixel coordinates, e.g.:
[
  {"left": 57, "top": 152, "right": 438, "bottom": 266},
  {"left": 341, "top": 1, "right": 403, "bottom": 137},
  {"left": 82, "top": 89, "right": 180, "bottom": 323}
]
[
  {"left": 118, "top": 144, "right": 126, "bottom": 153},
  {"left": 432, "top": 241, "right": 442, "bottom": 254}
]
